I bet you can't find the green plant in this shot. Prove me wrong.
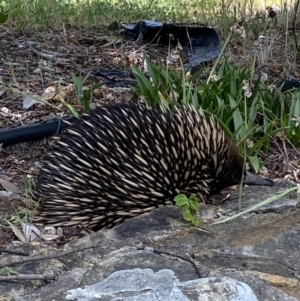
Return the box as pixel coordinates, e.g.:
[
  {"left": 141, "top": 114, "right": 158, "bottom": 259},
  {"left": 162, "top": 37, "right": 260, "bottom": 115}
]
[
  {"left": 0, "top": 5, "right": 9, "bottom": 23},
  {"left": 8, "top": 176, "right": 36, "bottom": 226},
  {"left": 174, "top": 194, "right": 200, "bottom": 227},
  {"left": 0, "top": 267, "right": 18, "bottom": 276},
  {"left": 131, "top": 52, "right": 204, "bottom": 108},
  {"left": 282, "top": 90, "right": 300, "bottom": 147},
  {"left": 131, "top": 54, "right": 300, "bottom": 172},
  {"left": 57, "top": 72, "right": 102, "bottom": 118},
  {"left": 71, "top": 72, "right": 92, "bottom": 112}
]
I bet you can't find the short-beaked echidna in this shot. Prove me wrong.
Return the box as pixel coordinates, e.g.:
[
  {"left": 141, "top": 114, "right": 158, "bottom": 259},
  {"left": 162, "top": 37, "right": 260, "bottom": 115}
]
[{"left": 35, "top": 103, "right": 274, "bottom": 229}]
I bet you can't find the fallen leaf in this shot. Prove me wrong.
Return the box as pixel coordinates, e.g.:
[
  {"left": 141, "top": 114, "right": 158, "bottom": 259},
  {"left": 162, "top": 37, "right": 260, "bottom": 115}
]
[
  {"left": 23, "top": 95, "right": 39, "bottom": 109},
  {"left": 0, "top": 178, "right": 21, "bottom": 193}
]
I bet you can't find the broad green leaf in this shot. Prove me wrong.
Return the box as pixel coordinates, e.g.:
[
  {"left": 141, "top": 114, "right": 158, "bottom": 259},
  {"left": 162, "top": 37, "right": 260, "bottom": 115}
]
[
  {"left": 174, "top": 194, "right": 189, "bottom": 206},
  {"left": 247, "top": 155, "right": 260, "bottom": 173},
  {"left": 192, "top": 217, "right": 200, "bottom": 227},
  {"left": 183, "top": 210, "right": 193, "bottom": 221},
  {"left": 158, "top": 91, "right": 169, "bottom": 109}
]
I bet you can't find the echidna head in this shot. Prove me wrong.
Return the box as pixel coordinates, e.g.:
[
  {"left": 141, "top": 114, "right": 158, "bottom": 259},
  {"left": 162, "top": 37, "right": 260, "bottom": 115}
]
[
  {"left": 243, "top": 170, "right": 274, "bottom": 186},
  {"left": 224, "top": 165, "right": 274, "bottom": 188},
  {"left": 211, "top": 137, "right": 274, "bottom": 193}
]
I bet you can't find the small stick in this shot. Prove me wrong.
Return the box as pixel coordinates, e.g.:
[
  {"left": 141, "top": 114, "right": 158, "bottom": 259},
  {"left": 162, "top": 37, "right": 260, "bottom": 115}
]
[{"left": 0, "top": 273, "right": 57, "bottom": 281}]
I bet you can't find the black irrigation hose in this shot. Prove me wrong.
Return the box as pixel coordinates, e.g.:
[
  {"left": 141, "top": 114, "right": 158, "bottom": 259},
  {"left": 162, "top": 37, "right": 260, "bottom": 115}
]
[
  {"left": 279, "top": 80, "right": 300, "bottom": 92},
  {"left": 0, "top": 117, "right": 76, "bottom": 147}
]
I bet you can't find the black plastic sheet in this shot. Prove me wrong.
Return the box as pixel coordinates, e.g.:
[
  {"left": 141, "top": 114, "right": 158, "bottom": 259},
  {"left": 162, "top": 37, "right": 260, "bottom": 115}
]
[{"left": 121, "top": 20, "right": 220, "bottom": 70}]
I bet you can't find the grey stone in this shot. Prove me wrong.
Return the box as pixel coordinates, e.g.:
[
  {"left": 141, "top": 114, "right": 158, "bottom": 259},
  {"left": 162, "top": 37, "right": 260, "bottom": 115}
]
[{"left": 66, "top": 268, "right": 259, "bottom": 301}]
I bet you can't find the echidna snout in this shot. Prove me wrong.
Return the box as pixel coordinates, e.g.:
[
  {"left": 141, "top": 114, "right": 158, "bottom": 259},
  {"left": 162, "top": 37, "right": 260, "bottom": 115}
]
[
  {"left": 224, "top": 169, "right": 274, "bottom": 188},
  {"left": 243, "top": 171, "right": 274, "bottom": 186},
  {"left": 35, "top": 103, "right": 274, "bottom": 230}
]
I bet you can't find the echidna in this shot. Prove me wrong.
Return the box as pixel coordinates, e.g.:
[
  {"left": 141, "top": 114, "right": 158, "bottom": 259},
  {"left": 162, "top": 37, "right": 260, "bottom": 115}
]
[{"left": 35, "top": 102, "right": 274, "bottom": 230}]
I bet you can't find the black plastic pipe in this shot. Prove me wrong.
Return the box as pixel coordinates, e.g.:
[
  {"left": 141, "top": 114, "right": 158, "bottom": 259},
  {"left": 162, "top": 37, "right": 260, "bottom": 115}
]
[{"left": 0, "top": 117, "right": 75, "bottom": 147}]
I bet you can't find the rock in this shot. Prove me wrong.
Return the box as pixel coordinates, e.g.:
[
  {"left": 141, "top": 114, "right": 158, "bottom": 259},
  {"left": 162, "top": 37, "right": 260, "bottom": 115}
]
[
  {"left": 0, "top": 180, "right": 299, "bottom": 301},
  {"left": 66, "top": 268, "right": 259, "bottom": 301}
]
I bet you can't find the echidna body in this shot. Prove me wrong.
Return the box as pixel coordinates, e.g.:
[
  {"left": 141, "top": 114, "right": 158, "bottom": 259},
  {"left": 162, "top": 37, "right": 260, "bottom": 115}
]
[{"left": 36, "top": 103, "right": 274, "bottom": 229}]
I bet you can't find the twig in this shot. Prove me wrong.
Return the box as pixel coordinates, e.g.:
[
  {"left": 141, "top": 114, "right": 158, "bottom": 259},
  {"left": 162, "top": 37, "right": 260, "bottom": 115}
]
[
  {"left": 0, "top": 273, "right": 57, "bottom": 281},
  {"left": 28, "top": 45, "right": 56, "bottom": 61},
  {"left": 0, "top": 249, "right": 29, "bottom": 256},
  {"left": 0, "top": 243, "right": 96, "bottom": 268},
  {"left": 137, "top": 246, "right": 203, "bottom": 278}
]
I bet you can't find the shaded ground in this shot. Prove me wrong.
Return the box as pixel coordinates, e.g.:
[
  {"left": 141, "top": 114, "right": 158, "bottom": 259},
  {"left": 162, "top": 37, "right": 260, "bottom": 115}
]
[{"left": 0, "top": 21, "right": 300, "bottom": 245}]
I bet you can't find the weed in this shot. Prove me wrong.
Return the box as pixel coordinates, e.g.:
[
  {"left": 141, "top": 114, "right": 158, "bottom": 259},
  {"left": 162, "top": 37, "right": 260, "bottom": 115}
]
[{"left": 174, "top": 194, "right": 201, "bottom": 227}]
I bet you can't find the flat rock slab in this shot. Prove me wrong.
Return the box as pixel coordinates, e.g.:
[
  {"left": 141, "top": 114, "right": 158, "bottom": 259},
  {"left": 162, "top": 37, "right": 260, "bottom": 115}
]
[
  {"left": 0, "top": 180, "right": 299, "bottom": 301},
  {"left": 66, "top": 268, "right": 260, "bottom": 301}
]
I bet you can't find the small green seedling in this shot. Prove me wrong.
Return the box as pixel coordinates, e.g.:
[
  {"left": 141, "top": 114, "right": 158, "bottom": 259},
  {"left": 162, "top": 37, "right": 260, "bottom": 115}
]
[{"left": 174, "top": 194, "right": 200, "bottom": 227}]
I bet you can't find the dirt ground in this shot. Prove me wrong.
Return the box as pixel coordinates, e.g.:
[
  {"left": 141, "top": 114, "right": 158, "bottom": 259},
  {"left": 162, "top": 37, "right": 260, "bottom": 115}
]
[
  {"left": 0, "top": 25, "right": 180, "bottom": 245},
  {"left": 0, "top": 23, "right": 300, "bottom": 246}
]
